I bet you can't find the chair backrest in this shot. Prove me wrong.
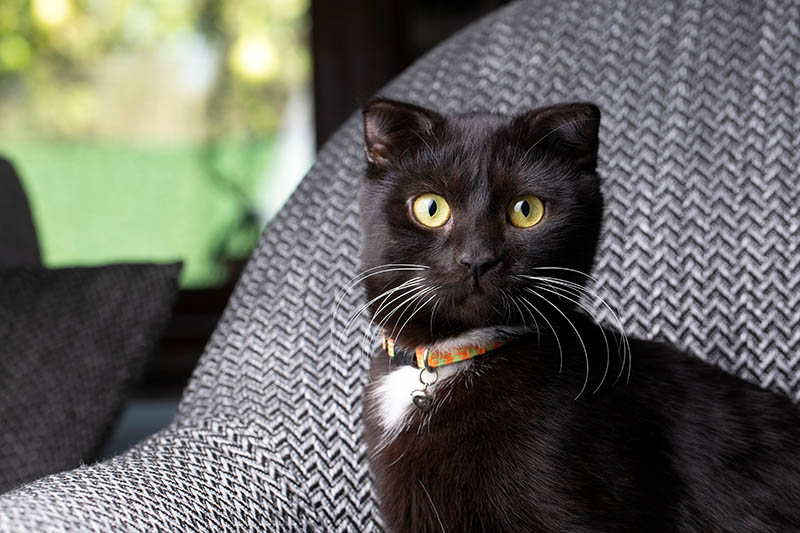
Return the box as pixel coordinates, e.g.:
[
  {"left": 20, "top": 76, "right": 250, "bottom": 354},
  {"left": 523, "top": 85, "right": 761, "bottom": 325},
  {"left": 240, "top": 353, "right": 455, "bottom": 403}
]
[
  {"left": 172, "top": 0, "right": 799, "bottom": 526},
  {"left": 0, "top": 157, "right": 41, "bottom": 268}
]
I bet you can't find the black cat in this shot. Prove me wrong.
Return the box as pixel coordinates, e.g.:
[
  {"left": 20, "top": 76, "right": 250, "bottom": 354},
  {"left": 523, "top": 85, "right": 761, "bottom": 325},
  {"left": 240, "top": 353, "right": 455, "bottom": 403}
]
[{"left": 358, "top": 98, "right": 800, "bottom": 532}]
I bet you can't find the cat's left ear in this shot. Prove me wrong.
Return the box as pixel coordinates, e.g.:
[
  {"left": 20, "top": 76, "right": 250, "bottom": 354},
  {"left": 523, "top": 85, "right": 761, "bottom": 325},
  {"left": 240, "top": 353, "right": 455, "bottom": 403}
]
[
  {"left": 362, "top": 98, "right": 443, "bottom": 169},
  {"left": 516, "top": 103, "right": 601, "bottom": 171}
]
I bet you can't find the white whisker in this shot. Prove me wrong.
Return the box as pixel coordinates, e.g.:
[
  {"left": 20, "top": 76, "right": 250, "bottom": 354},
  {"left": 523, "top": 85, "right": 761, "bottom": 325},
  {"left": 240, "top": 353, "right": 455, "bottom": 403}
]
[
  {"left": 387, "top": 286, "right": 436, "bottom": 341},
  {"left": 517, "top": 295, "right": 563, "bottom": 373},
  {"left": 338, "top": 276, "right": 424, "bottom": 358},
  {"left": 364, "top": 284, "right": 431, "bottom": 355},
  {"left": 332, "top": 264, "right": 428, "bottom": 328},
  {"left": 512, "top": 294, "right": 541, "bottom": 347},
  {"left": 331, "top": 264, "right": 428, "bottom": 350},
  {"left": 508, "top": 291, "right": 528, "bottom": 330},
  {"left": 526, "top": 287, "right": 589, "bottom": 399},
  {"left": 429, "top": 298, "right": 440, "bottom": 338},
  {"left": 360, "top": 283, "right": 429, "bottom": 357},
  {"left": 418, "top": 479, "right": 445, "bottom": 533},
  {"left": 518, "top": 273, "right": 632, "bottom": 384},
  {"left": 537, "top": 277, "right": 625, "bottom": 383},
  {"left": 529, "top": 265, "right": 600, "bottom": 285},
  {"left": 535, "top": 283, "right": 610, "bottom": 394},
  {"left": 527, "top": 274, "right": 631, "bottom": 384},
  {"left": 393, "top": 290, "right": 439, "bottom": 346}
]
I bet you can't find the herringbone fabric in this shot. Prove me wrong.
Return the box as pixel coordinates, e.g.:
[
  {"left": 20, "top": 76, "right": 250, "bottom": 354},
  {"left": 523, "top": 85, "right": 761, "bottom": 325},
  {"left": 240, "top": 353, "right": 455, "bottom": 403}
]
[{"left": 0, "top": 0, "right": 798, "bottom": 530}]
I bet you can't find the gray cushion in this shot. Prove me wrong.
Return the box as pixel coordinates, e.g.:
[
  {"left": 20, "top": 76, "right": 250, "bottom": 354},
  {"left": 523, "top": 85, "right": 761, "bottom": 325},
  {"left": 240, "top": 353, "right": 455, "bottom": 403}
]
[
  {"left": 0, "top": 0, "right": 798, "bottom": 529},
  {"left": 0, "top": 158, "right": 40, "bottom": 268},
  {"left": 0, "top": 264, "right": 180, "bottom": 494}
]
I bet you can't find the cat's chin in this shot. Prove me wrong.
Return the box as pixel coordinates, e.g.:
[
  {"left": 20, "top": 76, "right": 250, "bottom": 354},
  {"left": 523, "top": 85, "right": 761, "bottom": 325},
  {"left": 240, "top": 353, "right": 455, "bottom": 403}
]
[
  {"left": 459, "top": 291, "right": 494, "bottom": 307},
  {"left": 436, "top": 291, "right": 503, "bottom": 329},
  {"left": 447, "top": 283, "right": 499, "bottom": 307}
]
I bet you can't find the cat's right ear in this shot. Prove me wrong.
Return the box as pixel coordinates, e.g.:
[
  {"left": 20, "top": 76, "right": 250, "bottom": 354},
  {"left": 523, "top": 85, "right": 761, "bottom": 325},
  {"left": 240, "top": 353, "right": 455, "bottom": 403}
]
[
  {"left": 362, "top": 98, "right": 442, "bottom": 169},
  {"left": 516, "top": 102, "right": 601, "bottom": 172}
]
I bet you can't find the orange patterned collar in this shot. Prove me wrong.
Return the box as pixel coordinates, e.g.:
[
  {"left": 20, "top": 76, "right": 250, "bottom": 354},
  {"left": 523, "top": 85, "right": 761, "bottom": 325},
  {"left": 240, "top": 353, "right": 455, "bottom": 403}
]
[{"left": 382, "top": 334, "right": 511, "bottom": 369}]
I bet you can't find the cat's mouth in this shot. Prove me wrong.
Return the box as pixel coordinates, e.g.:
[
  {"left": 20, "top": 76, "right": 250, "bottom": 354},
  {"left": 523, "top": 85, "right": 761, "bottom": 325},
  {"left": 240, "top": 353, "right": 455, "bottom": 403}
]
[
  {"left": 457, "top": 270, "right": 499, "bottom": 295},
  {"left": 434, "top": 288, "right": 502, "bottom": 330},
  {"left": 461, "top": 290, "right": 493, "bottom": 307},
  {"left": 446, "top": 277, "right": 501, "bottom": 308}
]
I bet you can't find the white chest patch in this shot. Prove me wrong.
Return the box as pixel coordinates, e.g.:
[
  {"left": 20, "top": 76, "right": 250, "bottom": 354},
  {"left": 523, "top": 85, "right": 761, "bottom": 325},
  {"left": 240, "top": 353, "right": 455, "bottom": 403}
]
[
  {"left": 368, "top": 326, "right": 524, "bottom": 443},
  {"left": 371, "top": 363, "right": 463, "bottom": 440}
]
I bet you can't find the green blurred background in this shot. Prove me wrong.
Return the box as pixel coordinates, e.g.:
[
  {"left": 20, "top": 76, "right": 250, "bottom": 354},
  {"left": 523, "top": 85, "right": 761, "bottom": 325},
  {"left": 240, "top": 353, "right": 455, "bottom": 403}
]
[{"left": 0, "top": 0, "right": 312, "bottom": 287}]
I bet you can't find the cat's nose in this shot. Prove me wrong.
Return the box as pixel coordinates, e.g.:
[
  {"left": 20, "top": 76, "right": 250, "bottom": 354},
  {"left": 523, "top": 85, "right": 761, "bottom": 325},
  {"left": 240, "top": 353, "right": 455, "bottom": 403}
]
[{"left": 458, "top": 253, "right": 500, "bottom": 280}]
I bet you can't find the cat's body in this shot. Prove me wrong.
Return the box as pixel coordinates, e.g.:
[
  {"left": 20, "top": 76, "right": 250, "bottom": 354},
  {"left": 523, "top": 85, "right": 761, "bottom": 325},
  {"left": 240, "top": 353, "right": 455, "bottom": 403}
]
[{"left": 358, "top": 99, "right": 800, "bottom": 532}]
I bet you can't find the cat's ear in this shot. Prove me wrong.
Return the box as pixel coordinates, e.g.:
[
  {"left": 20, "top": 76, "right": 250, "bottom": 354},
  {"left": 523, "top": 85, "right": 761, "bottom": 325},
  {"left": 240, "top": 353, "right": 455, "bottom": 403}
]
[
  {"left": 362, "top": 98, "right": 442, "bottom": 168},
  {"left": 517, "top": 103, "right": 601, "bottom": 171}
]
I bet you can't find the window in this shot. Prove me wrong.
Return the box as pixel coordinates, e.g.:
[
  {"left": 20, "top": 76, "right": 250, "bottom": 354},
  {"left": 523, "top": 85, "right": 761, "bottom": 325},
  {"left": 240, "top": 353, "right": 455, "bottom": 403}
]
[{"left": 0, "top": 0, "right": 313, "bottom": 288}]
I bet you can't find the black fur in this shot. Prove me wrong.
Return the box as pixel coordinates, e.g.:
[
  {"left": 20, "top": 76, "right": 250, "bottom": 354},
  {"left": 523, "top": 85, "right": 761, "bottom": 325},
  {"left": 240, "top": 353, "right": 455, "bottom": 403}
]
[{"left": 359, "top": 98, "right": 800, "bottom": 532}]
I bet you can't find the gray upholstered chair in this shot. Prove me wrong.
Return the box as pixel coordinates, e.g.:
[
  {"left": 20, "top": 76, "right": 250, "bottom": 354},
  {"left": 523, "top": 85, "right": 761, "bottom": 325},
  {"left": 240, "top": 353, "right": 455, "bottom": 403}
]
[
  {"left": 1, "top": 0, "right": 797, "bottom": 529},
  {"left": 0, "top": 158, "right": 41, "bottom": 268}
]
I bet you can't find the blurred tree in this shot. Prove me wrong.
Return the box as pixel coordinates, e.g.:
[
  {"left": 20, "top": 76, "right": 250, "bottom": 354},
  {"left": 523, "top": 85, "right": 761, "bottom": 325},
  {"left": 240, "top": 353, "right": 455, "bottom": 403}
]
[{"left": 0, "top": 0, "right": 309, "bottom": 140}]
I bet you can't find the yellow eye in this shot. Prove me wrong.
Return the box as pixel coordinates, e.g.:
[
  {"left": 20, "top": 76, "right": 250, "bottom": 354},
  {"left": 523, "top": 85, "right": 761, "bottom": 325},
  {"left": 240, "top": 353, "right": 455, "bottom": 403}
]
[
  {"left": 412, "top": 193, "right": 451, "bottom": 228},
  {"left": 508, "top": 195, "right": 544, "bottom": 228}
]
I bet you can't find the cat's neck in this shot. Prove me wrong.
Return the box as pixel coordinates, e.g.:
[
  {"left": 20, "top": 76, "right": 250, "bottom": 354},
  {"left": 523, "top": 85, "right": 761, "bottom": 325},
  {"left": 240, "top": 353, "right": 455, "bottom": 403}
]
[{"left": 392, "top": 325, "right": 527, "bottom": 354}]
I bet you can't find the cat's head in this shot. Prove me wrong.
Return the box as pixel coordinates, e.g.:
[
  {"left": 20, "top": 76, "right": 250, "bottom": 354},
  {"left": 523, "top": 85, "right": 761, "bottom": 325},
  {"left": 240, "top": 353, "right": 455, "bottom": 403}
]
[{"left": 359, "top": 98, "right": 603, "bottom": 346}]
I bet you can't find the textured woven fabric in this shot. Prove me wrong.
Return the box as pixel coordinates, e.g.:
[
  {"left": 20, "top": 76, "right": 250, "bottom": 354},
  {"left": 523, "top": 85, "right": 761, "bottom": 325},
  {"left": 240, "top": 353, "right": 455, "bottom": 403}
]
[
  {"left": 0, "top": 264, "right": 180, "bottom": 494},
  {"left": 1, "top": 0, "right": 798, "bottom": 530}
]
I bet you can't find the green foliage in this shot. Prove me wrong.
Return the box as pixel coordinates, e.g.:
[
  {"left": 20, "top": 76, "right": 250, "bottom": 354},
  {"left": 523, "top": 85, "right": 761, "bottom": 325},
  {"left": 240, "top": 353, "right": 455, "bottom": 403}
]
[{"left": 0, "top": 0, "right": 309, "bottom": 139}]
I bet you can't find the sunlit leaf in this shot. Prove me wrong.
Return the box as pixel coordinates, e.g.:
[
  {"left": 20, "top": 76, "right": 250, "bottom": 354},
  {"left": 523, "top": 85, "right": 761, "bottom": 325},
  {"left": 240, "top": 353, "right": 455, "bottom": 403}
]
[{"left": 0, "top": 34, "right": 31, "bottom": 71}]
